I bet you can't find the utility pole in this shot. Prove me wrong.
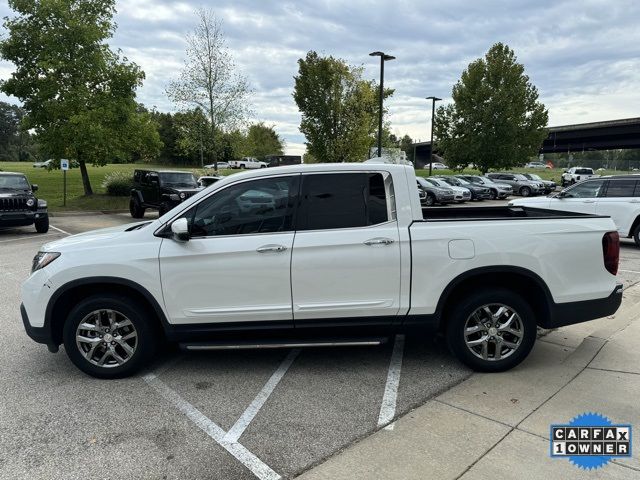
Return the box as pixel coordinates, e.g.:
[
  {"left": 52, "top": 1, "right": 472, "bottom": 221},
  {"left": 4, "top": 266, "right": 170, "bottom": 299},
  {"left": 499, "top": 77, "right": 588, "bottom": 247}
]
[
  {"left": 369, "top": 51, "right": 395, "bottom": 158},
  {"left": 426, "top": 96, "right": 441, "bottom": 176}
]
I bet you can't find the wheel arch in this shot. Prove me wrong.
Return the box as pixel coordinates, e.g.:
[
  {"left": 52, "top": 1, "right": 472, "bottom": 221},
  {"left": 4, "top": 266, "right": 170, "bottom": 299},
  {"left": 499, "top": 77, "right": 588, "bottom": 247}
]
[
  {"left": 435, "top": 266, "right": 553, "bottom": 330},
  {"left": 46, "top": 277, "right": 169, "bottom": 346}
]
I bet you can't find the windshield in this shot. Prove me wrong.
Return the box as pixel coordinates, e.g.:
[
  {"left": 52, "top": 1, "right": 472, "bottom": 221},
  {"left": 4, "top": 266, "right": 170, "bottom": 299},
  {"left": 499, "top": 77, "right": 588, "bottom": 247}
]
[
  {"left": 455, "top": 177, "right": 472, "bottom": 186},
  {"left": 527, "top": 174, "right": 542, "bottom": 181},
  {"left": 440, "top": 177, "right": 461, "bottom": 186},
  {"left": 0, "top": 174, "right": 30, "bottom": 190},
  {"left": 420, "top": 178, "right": 441, "bottom": 188},
  {"left": 159, "top": 172, "right": 198, "bottom": 188}
]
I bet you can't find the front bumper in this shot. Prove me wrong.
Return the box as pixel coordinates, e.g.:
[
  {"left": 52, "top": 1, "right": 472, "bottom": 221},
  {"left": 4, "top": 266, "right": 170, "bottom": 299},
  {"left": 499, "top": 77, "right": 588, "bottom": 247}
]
[
  {"left": 0, "top": 210, "right": 47, "bottom": 227},
  {"left": 21, "top": 303, "right": 58, "bottom": 352},
  {"left": 435, "top": 193, "right": 456, "bottom": 203},
  {"left": 544, "top": 284, "right": 623, "bottom": 329}
]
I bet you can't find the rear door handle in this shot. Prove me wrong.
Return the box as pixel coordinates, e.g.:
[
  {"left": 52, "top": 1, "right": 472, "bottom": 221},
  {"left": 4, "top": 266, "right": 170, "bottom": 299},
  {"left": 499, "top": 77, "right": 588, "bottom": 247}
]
[
  {"left": 364, "top": 237, "right": 395, "bottom": 246},
  {"left": 256, "top": 244, "right": 287, "bottom": 253}
]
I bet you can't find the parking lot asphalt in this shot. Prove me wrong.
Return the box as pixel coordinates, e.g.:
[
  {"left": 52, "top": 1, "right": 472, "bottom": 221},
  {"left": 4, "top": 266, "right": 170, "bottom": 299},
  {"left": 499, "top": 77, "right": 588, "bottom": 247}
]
[{"left": 2, "top": 203, "right": 640, "bottom": 480}]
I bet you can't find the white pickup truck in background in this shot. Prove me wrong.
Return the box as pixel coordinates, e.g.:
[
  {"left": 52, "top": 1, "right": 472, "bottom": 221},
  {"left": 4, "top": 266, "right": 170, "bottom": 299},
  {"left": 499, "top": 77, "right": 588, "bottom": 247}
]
[
  {"left": 228, "top": 157, "right": 268, "bottom": 169},
  {"left": 21, "top": 162, "right": 622, "bottom": 378},
  {"left": 561, "top": 167, "right": 597, "bottom": 186}
]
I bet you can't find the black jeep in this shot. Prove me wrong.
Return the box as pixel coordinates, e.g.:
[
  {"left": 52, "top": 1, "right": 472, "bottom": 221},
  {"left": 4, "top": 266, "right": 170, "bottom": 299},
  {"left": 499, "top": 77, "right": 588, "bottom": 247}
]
[
  {"left": 0, "top": 172, "right": 49, "bottom": 233},
  {"left": 129, "top": 170, "right": 203, "bottom": 218}
]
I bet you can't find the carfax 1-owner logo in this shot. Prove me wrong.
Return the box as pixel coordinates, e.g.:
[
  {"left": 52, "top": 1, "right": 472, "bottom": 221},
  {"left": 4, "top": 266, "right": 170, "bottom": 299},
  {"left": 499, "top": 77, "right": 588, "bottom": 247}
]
[{"left": 550, "top": 412, "right": 632, "bottom": 470}]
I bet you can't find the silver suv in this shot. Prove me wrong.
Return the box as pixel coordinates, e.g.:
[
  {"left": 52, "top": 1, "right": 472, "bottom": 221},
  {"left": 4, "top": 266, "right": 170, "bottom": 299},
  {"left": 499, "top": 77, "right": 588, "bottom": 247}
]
[
  {"left": 486, "top": 173, "right": 543, "bottom": 197},
  {"left": 456, "top": 175, "right": 513, "bottom": 200}
]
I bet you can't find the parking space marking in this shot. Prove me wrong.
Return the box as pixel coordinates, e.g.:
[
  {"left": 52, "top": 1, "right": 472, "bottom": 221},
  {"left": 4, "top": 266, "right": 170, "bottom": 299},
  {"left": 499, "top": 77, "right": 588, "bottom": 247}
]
[
  {"left": 377, "top": 334, "right": 405, "bottom": 430},
  {"left": 0, "top": 233, "right": 60, "bottom": 243},
  {"left": 50, "top": 225, "right": 71, "bottom": 235},
  {"left": 619, "top": 269, "right": 640, "bottom": 275},
  {"left": 143, "top": 372, "right": 281, "bottom": 480},
  {"left": 225, "top": 349, "right": 300, "bottom": 443}
]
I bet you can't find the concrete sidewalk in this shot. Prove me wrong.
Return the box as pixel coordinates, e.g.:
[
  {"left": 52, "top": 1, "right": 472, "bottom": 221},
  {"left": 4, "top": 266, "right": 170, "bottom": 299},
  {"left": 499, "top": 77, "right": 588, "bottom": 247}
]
[{"left": 298, "top": 286, "right": 640, "bottom": 480}]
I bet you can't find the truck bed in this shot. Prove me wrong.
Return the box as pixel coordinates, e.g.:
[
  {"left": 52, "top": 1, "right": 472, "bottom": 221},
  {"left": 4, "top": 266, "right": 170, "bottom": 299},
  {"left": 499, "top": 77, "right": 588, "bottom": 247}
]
[{"left": 420, "top": 205, "right": 604, "bottom": 221}]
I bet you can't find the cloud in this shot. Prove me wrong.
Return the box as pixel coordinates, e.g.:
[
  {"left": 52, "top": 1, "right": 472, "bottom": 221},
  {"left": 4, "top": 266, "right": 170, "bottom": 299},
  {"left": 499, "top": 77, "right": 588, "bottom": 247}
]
[{"left": 1, "top": 0, "right": 639, "bottom": 156}]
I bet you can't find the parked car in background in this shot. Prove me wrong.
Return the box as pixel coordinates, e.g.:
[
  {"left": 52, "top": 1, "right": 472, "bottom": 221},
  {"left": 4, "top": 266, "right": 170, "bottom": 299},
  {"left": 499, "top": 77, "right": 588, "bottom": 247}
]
[
  {"left": 229, "top": 157, "right": 268, "bottom": 169},
  {"left": 525, "top": 162, "right": 550, "bottom": 169},
  {"left": 0, "top": 172, "right": 49, "bottom": 233},
  {"left": 457, "top": 175, "right": 512, "bottom": 200},
  {"left": 32, "top": 160, "right": 53, "bottom": 169},
  {"left": 416, "top": 177, "right": 455, "bottom": 206},
  {"left": 129, "top": 170, "right": 203, "bottom": 218},
  {"left": 511, "top": 175, "right": 640, "bottom": 246},
  {"left": 204, "top": 161, "right": 230, "bottom": 170},
  {"left": 21, "top": 162, "right": 622, "bottom": 378},
  {"left": 264, "top": 155, "right": 302, "bottom": 167},
  {"left": 561, "top": 167, "right": 597, "bottom": 187},
  {"left": 437, "top": 176, "right": 491, "bottom": 200},
  {"left": 197, "top": 176, "right": 221, "bottom": 188},
  {"left": 486, "top": 173, "right": 543, "bottom": 197},
  {"left": 425, "top": 162, "right": 449, "bottom": 170},
  {"left": 426, "top": 177, "right": 471, "bottom": 202},
  {"left": 521, "top": 173, "right": 556, "bottom": 194}
]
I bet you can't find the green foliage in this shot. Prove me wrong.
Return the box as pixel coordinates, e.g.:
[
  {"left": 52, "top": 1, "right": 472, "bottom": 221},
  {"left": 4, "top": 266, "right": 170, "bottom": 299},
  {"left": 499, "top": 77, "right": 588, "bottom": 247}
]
[
  {"left": 245, "top": 123, "right": 284, "bottom": 160},
  {"left": 0, "top": 0, "right": 161, "bottom": 194},
  {"left": 434, "top": 43, "right": 548, "bottom": 174},
  {"left": 293, "top": 51, "right": 392, "bottom": 162},
  {"left": 101, "top": 170, "right": 134, "bottom": 196},
  {"left": 0, "top": 101, "right": 38, "bottom": 161}
]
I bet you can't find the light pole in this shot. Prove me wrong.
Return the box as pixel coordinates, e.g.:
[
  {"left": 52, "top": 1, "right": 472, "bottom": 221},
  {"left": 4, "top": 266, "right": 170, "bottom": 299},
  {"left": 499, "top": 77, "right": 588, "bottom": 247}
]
[
  {"left": 370, "top": 51, "right": 395, "bottom": 158},
  {"left": 426, "top": 96, "right": 441, "bottom": 176}
]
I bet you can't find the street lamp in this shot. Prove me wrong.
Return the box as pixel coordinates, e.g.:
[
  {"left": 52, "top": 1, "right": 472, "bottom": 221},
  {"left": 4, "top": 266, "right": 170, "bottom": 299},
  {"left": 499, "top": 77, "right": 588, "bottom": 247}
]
[
  {"left": 426, "top": 96, "right": 441, "bottom": 176},
  {"left": 370, "top": 51, "right": 395, "bottom": 158}
]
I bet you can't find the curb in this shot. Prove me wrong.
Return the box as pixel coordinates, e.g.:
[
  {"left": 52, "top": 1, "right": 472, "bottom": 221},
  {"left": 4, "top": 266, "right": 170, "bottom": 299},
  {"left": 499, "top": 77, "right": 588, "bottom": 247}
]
[{"left": 49, "top": 210, "right": 130, "bottom": 217}]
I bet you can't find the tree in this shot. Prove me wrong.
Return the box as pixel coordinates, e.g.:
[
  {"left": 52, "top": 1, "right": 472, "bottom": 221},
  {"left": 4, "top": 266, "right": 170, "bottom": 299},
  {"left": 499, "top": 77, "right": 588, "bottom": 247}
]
[
  {"left": 167, "top": 8, "right": 251, "bottom": 170},
  {"left": 245, "top": 123, "right": 284, "bottom": 160},
  {"left": 399, "top": 134, "right": 414, "bottom": 163},
  {"left": 434, "top": 43, "right": 548, "bottom": 173},
  {"left": 0, "top": 101, "right": 36, "bottom": 161},
  {"left": 0, "top": 0, "right": 160, "bottom": 195},
  {"left": 293, "top": 51, "right": 392, "bottom": 163}
]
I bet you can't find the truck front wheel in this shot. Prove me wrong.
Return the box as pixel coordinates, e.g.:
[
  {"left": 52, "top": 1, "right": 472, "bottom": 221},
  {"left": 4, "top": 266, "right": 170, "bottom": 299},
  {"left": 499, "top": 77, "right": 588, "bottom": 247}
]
[
  {"left": 129, "top": 198, "right": 145, "bottom": 218},
  {"left": 34, "top": 216, "right": 49, "bottom": 233},
  {"left": 62, "top": 294, "right": 157, "bottom": 378},
  {"left": 445, "top": 288, "right": 537, "bottom": 372}
]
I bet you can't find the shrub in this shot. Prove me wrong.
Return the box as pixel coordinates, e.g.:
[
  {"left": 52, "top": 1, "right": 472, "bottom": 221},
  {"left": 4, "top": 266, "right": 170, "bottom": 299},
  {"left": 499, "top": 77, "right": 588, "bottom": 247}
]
[{"left": 102, "top": 171, "right": 134, "bottom": 196}]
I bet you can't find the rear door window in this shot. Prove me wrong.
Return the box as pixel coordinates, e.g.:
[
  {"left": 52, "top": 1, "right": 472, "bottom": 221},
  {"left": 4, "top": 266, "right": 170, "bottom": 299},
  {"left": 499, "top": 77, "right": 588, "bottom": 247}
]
[
  {"left": 297, "top": 173, "right": 391, "bottom": 231},
  {"left": 605, "top": 180, "right": 637, "bottom": 198}
]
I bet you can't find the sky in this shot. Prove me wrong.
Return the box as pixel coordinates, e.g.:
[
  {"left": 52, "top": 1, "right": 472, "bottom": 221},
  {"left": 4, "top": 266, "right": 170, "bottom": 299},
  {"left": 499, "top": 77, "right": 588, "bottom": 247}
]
[{"left": 1, "top": 0, "right": 639, "bottom": 156}]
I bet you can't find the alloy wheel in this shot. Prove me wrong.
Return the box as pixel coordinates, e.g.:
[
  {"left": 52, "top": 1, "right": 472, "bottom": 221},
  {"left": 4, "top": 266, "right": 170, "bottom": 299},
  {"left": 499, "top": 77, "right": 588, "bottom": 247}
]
[
  {"left": 75, "top": 309, "right": 138, "bottom": 368},
  {"left": 463, "top": 303, "right": 524, "bottom": 361}
]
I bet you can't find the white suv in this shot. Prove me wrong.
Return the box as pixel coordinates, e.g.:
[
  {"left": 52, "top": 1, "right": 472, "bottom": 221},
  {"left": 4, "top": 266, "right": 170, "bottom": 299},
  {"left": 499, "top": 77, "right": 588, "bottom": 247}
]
[{"left": 511, "top": 175, "right": 640, "bottom": 245}]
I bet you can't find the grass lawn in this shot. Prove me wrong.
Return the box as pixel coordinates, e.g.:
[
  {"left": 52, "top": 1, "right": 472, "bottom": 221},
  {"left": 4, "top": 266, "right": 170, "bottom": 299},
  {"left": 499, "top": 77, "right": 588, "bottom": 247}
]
[{"left": 0, "top": 162, "right": 234, "bottom": 212}]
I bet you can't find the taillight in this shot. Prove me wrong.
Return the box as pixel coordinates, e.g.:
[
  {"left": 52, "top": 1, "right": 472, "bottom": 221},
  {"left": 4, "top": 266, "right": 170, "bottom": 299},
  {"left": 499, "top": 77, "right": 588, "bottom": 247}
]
[{"left": 602, "top": 231, "right": 619, "bottom": 275}]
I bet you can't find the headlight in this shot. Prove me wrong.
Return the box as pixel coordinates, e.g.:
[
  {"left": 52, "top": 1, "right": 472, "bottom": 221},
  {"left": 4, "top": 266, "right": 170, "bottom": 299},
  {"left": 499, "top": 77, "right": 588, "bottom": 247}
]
[
  {"left": 31, "top": 252, "right": 61, "bottom": 273},
  {"left": 179, "top": 192, "right": 186, "bottom": 199},
  {"left": 37, "top": 199, "right": 47, "bottom": 208},
  {"left": 26, "top": 198, "right": 35, "bottom": 207}
]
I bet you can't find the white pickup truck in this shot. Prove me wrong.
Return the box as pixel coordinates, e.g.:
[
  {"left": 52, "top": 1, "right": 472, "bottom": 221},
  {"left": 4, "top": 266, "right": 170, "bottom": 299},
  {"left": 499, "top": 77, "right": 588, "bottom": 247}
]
[
  {"left": 21, "top": 162, "right": 622, "bottom": 378},
  {"left": 561, "top": 167, "right": 597, "bottom": 186},
  {"left": 228, "top": 157, "right": 268, "bottom": 169}
]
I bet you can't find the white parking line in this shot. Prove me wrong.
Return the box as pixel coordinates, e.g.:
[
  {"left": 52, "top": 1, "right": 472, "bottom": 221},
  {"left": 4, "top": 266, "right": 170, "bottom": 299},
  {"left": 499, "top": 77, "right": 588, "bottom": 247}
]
[
  {"left": 619, "top": 269, "right": 640, "bottom": 275},
  {"left": 377, "top": 334, "right": 405, "bottom": 430},
  {"left": 143, "top": 373, "right": 281, "bottom": 480},
  {"left": 0, "top": 233, "right": 59, "bottom": 243},
  {"left": 50, "top": 225, "right": 71, "bottom": 235},
  {"left": 225, "top": 349, "right": 301, "bottom": 443}
]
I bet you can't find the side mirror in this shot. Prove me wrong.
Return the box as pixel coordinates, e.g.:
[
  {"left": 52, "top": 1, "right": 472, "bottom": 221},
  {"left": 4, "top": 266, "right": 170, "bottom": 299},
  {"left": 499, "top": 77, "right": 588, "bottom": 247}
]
[
  {"left": 557, "top": 191, "right": 567, "bottom": 198},
  {"left": 171, "top": 218, "right": 190, "bottom": 242},
  {"left": 31, "top": 184, "right": 38, "bottom": 191}
]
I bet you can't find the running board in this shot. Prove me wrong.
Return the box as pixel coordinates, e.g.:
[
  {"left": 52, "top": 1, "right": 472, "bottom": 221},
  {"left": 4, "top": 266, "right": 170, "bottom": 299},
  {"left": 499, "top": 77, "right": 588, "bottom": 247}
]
[{"left": 179, "top": 337, "right": 388, "bottom": 351}]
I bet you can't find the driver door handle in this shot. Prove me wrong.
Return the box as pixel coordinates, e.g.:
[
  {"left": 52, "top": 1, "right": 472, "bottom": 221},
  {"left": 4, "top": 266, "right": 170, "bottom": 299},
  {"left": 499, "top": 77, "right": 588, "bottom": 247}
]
[
  {"left": 364, "top": 237, "right": 395, "bottom": 246},
  {"left": 256, "top": 244, "right": 288, "bottom": 253}
]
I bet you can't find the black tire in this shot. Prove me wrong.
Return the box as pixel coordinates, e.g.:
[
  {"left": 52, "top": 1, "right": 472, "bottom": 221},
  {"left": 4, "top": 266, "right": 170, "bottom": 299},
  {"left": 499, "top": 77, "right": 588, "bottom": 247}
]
[
  {"left": 240, "top": 164, "right": 246, "bottom": 169},
  {"left": 520, "top": 186, "right": 531, "bottom": 197},
  {"left": 129, "top": 197, "right": 145, "bottom": 219},
  {"left": 425, "top": 193, "right": 435, "bottom": 206},
  {"left": 489, "top": 189, "right": 498, "bottom": 200},
  {"left": 34, "top": 216, "right": 49, "bottom": 233},
  {"left": 62, "top": 294, "right": 157, "bottom": 379},
  {"left": 445, "top": 288, "right": 537, "bottom": 372},
  {"left": 633, "top": 224, "right": 640, "bottom": 247}
]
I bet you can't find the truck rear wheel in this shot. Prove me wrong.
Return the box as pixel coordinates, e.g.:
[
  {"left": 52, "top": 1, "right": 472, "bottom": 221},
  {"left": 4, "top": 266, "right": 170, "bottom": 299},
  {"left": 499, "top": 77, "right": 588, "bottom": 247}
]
[
  {"left": 129, "top": 198, "right": 145, "bottom": 218},
  {"left": 62, "top": 294, "right": 157, "bottom": 379},
  {"left": 445, "top": 288, "right": 536, "bottom": 372}
]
